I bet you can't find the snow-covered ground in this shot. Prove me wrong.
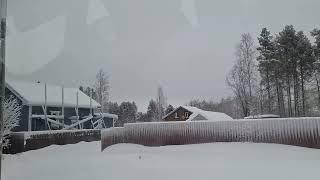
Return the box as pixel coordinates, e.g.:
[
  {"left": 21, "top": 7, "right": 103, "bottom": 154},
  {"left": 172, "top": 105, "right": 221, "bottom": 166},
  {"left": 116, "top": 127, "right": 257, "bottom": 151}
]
[{"left": 3, "top": 142, "right": 320, "bottom": 180}]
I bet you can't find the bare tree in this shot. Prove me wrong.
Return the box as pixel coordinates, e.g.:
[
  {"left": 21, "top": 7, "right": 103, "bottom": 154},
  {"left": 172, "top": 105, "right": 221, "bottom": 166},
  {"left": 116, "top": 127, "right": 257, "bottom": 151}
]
[
  {"left": 238, "top": 33, "right": 257, "bottom": 98},
  {"left": 156, "top": 86, "right": 167, "bottom": 121},
  {"left": 94, "top": 69, "right": 110, "bottom": 112},
  {"left": 227, "top": 33, "right": 257, "bottom": 117},
  {"left": 2, "top": 96, "right": 20, "bottom": 148},
  {"left": 227, "top": 64, "right": 250, "bottom": 117}
]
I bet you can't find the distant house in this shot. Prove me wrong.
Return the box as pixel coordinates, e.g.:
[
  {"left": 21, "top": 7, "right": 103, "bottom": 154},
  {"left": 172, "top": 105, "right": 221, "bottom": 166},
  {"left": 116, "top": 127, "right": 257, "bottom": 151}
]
[
  {"left": 5, "top": 80, "right": 117, "bottom": 131},
  {"left": 162, "top": 106, "right": 233, "bottom": 122}
]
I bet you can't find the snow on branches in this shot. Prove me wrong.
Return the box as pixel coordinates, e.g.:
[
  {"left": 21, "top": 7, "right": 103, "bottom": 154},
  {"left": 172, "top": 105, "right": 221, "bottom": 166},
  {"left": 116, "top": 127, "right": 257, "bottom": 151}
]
[{"left": 2, "top": 96, "right": 21, "bottom": 148}]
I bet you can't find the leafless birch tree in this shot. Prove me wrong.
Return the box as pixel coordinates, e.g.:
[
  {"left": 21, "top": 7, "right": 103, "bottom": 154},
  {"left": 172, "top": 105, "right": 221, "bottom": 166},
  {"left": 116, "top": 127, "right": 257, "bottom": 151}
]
[
  {"left": 94, "top": 69, "right": 110, "bottom": 112},
  {"left": 227, "top": 33, "right": 257, "bottom": 117}
]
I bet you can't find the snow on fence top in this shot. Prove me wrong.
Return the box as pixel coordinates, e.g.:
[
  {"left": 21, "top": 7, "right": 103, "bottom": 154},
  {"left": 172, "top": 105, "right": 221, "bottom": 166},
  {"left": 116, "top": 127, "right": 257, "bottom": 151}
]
[
  {"left": 102, "top": 117, "right": 320, "bottom": 150},
  {"left": 22, "top": 129, "right": 100, "bottom": 140},
  {"left": 6, "top": 80, "right": 100, "bottom": 108},
  {"left": 244, "top": 114, "right": 280, "bottom": 119},
  {"left": 239, "top": 117, "right": 318, "bottom": 121},
  {"left": 7, "top": 129, "right": 101, "bottom": 154},
  {"left": 182, "top": 106, "right": 233, "bottom": 121}
]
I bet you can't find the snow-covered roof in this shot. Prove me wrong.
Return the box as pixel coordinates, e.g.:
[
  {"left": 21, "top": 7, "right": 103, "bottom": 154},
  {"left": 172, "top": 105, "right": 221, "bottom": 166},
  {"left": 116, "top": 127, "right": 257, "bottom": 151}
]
[
  {"left": 6, "top": 80, "right": 100, "bottom": 108},
  {"left": 244, "top": 114, "right": 280, "bottom": 119},
  {"left": 182, "top": 106, "right": 233, "bottom": 121},
  {"left": 163, "top": 106, "right": 233, "bottom": 122}
]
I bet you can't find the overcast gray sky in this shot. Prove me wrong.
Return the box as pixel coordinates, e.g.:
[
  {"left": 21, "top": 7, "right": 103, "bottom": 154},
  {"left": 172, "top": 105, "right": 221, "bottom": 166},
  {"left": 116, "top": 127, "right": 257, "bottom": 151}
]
[{"left": 5, "top": 0, "right": 320, "bottom": 111}]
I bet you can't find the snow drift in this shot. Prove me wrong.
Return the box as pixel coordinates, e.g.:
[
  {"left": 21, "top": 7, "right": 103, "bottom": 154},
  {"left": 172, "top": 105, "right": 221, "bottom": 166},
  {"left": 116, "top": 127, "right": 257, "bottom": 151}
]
[{"left": 4, "top": 142, "right": 320, "bottom": 180}]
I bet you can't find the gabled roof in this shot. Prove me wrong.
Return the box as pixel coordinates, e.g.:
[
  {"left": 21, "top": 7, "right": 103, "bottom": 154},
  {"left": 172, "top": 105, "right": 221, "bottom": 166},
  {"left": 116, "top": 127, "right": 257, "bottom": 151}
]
[
  {"left": 6, "top": 80, "right": 101, "bottom": 108},
  {"left": 163, "top": 106, "right": 233, "bottom": 122}
]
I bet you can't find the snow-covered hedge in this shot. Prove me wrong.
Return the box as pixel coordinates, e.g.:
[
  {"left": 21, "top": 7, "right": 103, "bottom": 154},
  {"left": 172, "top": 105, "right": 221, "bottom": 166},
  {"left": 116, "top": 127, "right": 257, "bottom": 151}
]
[
  {"left": 2, "top": 96, "right": 21, "bottom": 149},
  {"left": 101, "top": 118, "right": 320, "bottom": 150}
]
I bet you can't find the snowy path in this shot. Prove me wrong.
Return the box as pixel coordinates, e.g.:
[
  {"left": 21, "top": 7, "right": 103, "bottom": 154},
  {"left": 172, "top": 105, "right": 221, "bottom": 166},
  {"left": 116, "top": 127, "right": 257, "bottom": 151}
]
[{"left": 2, "top": 142, "right": 320, "bottom": 180}]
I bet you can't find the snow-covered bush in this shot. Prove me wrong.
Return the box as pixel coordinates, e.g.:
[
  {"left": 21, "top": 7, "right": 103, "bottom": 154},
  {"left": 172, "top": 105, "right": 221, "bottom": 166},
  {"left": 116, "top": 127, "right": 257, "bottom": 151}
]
[{"left": 2, "top": 96, "right": 21, "bottom": 148}]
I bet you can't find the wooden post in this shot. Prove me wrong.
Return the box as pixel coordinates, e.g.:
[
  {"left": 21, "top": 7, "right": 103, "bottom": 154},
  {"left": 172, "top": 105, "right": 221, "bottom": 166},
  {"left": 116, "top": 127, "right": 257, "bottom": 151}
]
[
  {"left": 76, "top": 91, "right": 79, "bottom": 111},
  {"left": 90, "top": 88, "right": 92, "bottom": 115},
  {"left": 76, "top": 91, "right": 81, "bottom": 129},
  {"left": 61, "top": 85, "right": 64, "bottom": 126},
  {"left": 44, "top": 84, "right": 47, "bottom": 106},
  {"left": 44, "top": 83, "right": 50, "bottom": 130},
  {"left": 28, "top": 106, "right": 32, "bottom": 131},
  {"left": 0, "top": 0, "right": 7, "bottom": 177}
]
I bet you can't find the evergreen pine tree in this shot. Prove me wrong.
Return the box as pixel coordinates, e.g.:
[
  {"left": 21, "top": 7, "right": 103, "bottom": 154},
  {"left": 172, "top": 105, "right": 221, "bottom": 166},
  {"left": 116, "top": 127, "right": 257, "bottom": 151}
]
[{"left": 257, "top": 27, "right": 275, "bottom": 113}]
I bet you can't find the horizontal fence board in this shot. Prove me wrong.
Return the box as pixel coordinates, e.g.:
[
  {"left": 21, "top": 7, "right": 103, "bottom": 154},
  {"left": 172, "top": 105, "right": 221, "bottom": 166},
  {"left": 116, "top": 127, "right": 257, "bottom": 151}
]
[
  {"left": 101, "top": 118, "right": 320, "bottom": 151},
  {"left": 5, "top": 129, "right": 101, "bottom": 154}
]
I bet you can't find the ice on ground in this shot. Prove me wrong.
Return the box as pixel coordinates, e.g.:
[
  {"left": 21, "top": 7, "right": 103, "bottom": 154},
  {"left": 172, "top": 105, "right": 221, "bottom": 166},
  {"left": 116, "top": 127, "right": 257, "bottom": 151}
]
[{"left": 3, "top": 142, "right": 320, "bottom": 180}]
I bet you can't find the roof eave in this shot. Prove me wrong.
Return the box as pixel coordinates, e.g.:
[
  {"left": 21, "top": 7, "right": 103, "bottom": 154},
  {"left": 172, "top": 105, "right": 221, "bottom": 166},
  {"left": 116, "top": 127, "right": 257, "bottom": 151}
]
[
  {"left": 5, "top": 82, "right": 29, "bottom": 105},
  {"left": 162, "top": 106, "right": 192, "bottom": 120},
  {"left": 26, "top": 103, "right": 100, "bottom": 109}
]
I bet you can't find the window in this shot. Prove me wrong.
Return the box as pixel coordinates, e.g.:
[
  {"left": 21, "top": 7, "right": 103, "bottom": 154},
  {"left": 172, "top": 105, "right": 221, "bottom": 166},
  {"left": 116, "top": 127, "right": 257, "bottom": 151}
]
[
  {"left": 184, "top": 112, "right": 189, "bottom": 118},
  {"left": 174, "top": 112, "right": 178, "bottom": 119}
]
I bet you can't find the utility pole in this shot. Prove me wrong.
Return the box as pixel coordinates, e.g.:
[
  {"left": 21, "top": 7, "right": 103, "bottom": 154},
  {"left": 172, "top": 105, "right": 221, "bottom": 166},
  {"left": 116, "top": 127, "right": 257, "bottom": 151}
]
[{"left": 0, "top": 0, "right": 7, "bottom": 179}]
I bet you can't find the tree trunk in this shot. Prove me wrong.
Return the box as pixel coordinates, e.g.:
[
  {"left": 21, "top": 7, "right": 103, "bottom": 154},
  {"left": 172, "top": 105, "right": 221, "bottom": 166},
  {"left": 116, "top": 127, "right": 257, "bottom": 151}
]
[
  {"left": 286, "top": 75, "right": 292, "bottom": 117},
  {"left": 300, "top": 66, "right": 305, "bottom": 116},
  {"left": 291, "top": 57, "right": 299, "bottom": 117},
  {"left": 260, "top": 98, "right": 263, "bottom": 114},
  {"left": 266, "top": 69, "right": 272, "bottom": 113},
  {"left": 316, "top": 77, "right": 320, "bottom": 110},
  {"left": 275, "top": 76, "right": 285, "bottom": 117},
  {"left": 248, "top": 78, "right": 252, "bottom": 116},
  {"left": 237, "top": 93, "right": 247, "bottom": 118},
  {"left": 276, "top": 80, "right": 281, "bottom": 116},
  {"left": 293, "top": 71, "right": 299, "bottom": 117},
  {"left": 280, "top": 86, "right": 286, "bottom": 117}
]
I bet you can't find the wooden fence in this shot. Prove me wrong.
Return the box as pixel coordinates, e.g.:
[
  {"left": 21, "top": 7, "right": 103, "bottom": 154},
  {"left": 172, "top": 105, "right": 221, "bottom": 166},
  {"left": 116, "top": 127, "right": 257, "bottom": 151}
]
[
  {"left": 4, "top": 129, "right": 101, "bottom": 154},
  {"left": 101, "top": 118, "right": 320, "bottom": 151}
]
